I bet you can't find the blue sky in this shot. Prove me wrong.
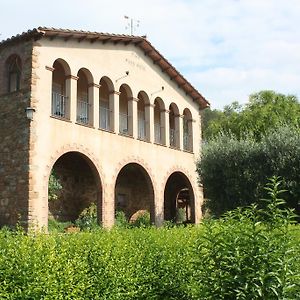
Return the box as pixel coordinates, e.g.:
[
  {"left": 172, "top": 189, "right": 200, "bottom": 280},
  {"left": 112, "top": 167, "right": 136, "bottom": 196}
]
[{"left": 1, "top": 0, "right": 299, "bottom": 109}]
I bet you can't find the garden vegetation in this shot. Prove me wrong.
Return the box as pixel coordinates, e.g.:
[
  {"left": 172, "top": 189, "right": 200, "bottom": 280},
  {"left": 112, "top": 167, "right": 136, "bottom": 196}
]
[{"left": 0, "top": 178, "right": 299, "bottom": 299}]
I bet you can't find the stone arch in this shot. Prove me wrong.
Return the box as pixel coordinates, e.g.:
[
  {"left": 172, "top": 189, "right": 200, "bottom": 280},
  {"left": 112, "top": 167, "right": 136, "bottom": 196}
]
[
  {"left": 119, "top": 84, "right": 133, "bottom": 135},
  {"left": 77, "top": 68, "right": 94, "bottom": 125},
  {"left": 99, "top": 76, "right": 114, "bottom": 131},
  {"left": 113, "top": 156, "right": 157, "bottom": 223},
  {"left": 114, "top": 162, "right": 155, "bottom": 223},
  {"left": 154, "top": 97, "right": 166, "bottom": 144},
  {"left": 44, "top": 144, "right": 105, "bottom": 226},
  {"left": 163, "top": 167, "right": 196, "bottom": 223},
  {"left": 51, "top": 59, "right": 71, "bottom": 119},
  {"left": 47, "top": 149, "right": 103, "bottom": 225},
  {"left": 137, "top": 91, "right": 150, "bottom": 141}
]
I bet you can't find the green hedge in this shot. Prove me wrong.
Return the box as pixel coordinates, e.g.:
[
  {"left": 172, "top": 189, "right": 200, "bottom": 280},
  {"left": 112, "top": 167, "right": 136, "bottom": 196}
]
[{"left": 0, "top": 179, "right": 299, "bottom": 299}]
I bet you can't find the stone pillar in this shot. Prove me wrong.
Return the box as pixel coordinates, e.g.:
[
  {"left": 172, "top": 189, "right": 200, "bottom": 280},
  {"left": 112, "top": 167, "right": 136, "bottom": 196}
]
[
  {"left": 101, "top": 183, "right": 115, "bottom": 228},
  {"left": 163, "top": 109, "right": 170, "bottom": 147},
  {"left": 110, "top": 90, "right": 120, "bottom": 133},
  {"left": 175, "top": 114, "right": 183, "bottom": 150},
  {"left": 145, "top": 103, "right": 155, "bottom": 143},
  {"left": 67, "top": 75, "right": 79, "bottom": 123},
  {"left": 89, "top": 83, "right": 100, "bottom": 128},
  {"left": 128, "top": 97, "right": 138, "bottom": 138},
  {"left": 154, "top": 189, "right": 164, "bottom": 227}
]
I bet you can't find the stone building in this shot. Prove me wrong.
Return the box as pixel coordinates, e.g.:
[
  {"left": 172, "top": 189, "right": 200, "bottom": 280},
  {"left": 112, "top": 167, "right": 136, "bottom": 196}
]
[{"left": 0, "top": 27, "right": 209, "bottom": 229}]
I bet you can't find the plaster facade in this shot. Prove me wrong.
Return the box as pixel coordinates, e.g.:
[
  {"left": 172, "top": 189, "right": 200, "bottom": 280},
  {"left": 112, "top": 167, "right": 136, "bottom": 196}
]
[{"left": 0, "top": 28, "right": 209, "bottom": 229}]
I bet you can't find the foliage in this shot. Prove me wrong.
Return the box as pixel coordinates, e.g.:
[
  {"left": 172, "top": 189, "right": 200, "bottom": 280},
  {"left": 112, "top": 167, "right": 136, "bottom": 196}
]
[
  {"left": 197, "top": 125, "right": 300, "bottom": 217},
  {"left": 193, "top": 177, "right": 299, "bottom": 299},
  {"left": 115, "top": 210, "right": 152, "bottom": 229},
  {"left": 203, "top": 90, "right": 300, "bottom": 141},
  {"left": 75, "top": 202, "right": 98, "bottom": 231},
  {"left": 48, "top": 171, "right": 62, "bottom": 201},
  {"left": 0, "top": 180, "right": 299, "bottom": 299}
]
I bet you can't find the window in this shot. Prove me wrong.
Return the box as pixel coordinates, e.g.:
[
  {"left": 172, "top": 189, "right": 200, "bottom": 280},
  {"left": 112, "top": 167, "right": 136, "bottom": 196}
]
[{"left": 7, "top": 55, "right": 22, "bottom": 92}]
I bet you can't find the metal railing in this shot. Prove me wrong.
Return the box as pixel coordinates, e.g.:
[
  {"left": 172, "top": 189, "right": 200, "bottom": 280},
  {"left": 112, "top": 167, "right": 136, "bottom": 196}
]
[
  {"left": 119, "top": 112, "right": 129, "bottom": 134},
  {"left": 77, "top": 100, "right": 91, "bottom": 124},
  {"left": 52, "top": 92, "right": 67, "bottom": 118},
  {"left": 99, "top": 106, "right": 110, "bottom": 130},
  {"left": 170, "top": 128, "right": 176, "bottom": 147},
  {"left": 154, "top": 123, "right": 162, "bottom": 144}
]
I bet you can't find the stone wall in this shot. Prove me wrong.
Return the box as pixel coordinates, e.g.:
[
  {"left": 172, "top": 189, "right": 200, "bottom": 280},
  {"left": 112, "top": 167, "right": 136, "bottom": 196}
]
[{"left": 0, "top": 41, "right": 33, "bottom": 227}]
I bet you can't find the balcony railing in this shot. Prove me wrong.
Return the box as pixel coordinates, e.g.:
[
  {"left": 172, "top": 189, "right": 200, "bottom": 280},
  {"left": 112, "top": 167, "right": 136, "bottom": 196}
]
[
  {"left": 77, "top": 100, "right": 91, "bottom": 124},
  {"left": 170, "top": 128, "right": 176, "bottom": 147},
  {"left": 99, "top": 106, "right": 110, "bottom": 130},
  {"left": 52, "top": 92, "right": 67, "bottom": 118},
  {"left": 154, "top": 123, "right": 162, "bottom": 144},
  {"left": 119, "top": 112, "right": 129, "bottom": 134}
]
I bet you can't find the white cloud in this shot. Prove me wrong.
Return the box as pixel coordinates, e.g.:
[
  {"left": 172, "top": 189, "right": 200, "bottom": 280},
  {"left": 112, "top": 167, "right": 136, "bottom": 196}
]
[{"left": 1, "top": 0, "right": 299, "bottom": 109}]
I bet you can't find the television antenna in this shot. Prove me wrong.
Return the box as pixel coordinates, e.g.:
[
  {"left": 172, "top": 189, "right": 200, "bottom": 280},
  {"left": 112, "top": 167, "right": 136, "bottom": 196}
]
[{"left": 124, "top": 15, "right": 140, "bottom": 35}]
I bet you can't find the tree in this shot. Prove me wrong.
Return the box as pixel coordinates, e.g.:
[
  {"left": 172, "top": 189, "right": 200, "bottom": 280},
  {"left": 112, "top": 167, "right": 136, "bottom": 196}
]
[{"left": 203, "top": 90, "right": 300, "bottom": 141}]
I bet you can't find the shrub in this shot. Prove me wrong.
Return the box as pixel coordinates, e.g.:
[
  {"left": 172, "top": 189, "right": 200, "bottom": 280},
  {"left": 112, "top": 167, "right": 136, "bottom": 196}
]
[{"left": 197, "top": 125, "right": 300, "bottom": 216}]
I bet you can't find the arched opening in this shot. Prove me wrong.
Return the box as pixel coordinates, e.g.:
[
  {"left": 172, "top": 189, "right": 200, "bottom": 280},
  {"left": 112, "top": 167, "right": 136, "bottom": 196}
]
[
  {"left": 183, "top": 108, "right": 193, "bottom": 152},
  {"left": 6, "top": 54, "right": 22, "bottom": 93},
  {"left": 164, "top": 172, "right": 195, "bottom": 224},
  {"left": 169, "top": 103, "right": 180, "bottom": 148},
  {"left": 48, "top": 152, "right": 102, "bottom": 225},
  {"left": 154, "top": 97, "right": 165, "bottom": 144},
  {"left": 115, "top": 163, "right": 155, "bottom": 223},
  {"left": 99, "top": 77, "right": 113, "bottom": 131},
  {"left": 137, "top": 91, "right": 150, "bottom": 141},
  {"left": 119, "top": 84, "right": 132, "bottom": 135},
  {"left": 77, "top": 68, "right": 93, "bottom": 125},
  {"left": 52, "top": 59, "right": 70, "bottom": 119}
]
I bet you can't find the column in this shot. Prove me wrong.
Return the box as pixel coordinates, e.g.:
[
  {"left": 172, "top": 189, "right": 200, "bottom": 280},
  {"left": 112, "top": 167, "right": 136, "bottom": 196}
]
[
  {"left": 128, "top": 97, "right": 139, "bottom": 138},
  {"left": 110, "top": 90, "right": 120, "bottom": 133},
  {"left": 175, "top": 114, "right": 183, "bottom": 150},
  {"left": 163, "top": 109, "right": 170, "bottom": 146},
  {"left": 145, "top": 103, "right": 155, "bottom": 143},
  {"left": 89, "top": 83, "right": 100, "bottom": 128},
  {"left": 66, "top": 75, "right": 79, "bottom": 123}
]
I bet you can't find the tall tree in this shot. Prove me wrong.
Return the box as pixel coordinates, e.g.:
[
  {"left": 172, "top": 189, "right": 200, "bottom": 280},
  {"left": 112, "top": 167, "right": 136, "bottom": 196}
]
[{"left": 203, "top": 90, "right": 300, "bottom": 140}]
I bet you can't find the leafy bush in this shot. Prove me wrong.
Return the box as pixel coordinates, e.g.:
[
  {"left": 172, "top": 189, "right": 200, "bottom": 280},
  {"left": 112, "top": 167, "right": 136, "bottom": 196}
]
[
  {"left": 75, "top": 202, "right": 98, "bottom": 231},
  {"left": 197, "top": 125, "right": 300, "bottom": 216},
  {"left": 0, "top": 179, "right": 299, "bottom": 299},
  {"left": 192, "top": 177, "right": 299, "bottom": 299}
]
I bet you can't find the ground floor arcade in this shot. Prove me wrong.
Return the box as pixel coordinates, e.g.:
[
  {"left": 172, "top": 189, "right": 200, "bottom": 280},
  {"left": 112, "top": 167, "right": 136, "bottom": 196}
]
[{"left": 46, "top": 150, "right": 200, "bottom": 228}]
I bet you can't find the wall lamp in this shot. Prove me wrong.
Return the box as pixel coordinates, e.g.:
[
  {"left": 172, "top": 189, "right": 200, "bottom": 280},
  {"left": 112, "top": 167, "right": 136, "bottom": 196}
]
[
  {"left": 116, "top": 71, "right": 130, "bottom": 82},
  {"left": 151, "top": 86, "right": 164, "bottom": 96},
  {"left": 25, "top": 107, "right": 36, "bottom": 121}
]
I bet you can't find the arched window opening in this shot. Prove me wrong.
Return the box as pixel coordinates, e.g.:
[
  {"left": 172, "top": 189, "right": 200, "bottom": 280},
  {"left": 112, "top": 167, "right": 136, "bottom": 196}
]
[
  {"left": 137, "top": 93, "right": 146, "bottom": 140},
  {"left": 7, "top": 55, "right": 22, "bottom": 93},
  {"left": 52, "top": 60, "right": 68, "bottom": 118},
  {"left": 77, "top": 69, "right": 92, "bottom": 125},
  {"left": 119, "top": 85, "right": 130, "bottom": 135},
  {"left": 169, "top": 103, "right": 179, "bottom": 148},
  {"left": 183, "top": 108, "right": 193, "bottom": 152},
  {"left": 154, "top": 98, "right": 165, "bottom": 144},
  {"left": 99, "top": 79, "right": 111, "bottom": 130}
]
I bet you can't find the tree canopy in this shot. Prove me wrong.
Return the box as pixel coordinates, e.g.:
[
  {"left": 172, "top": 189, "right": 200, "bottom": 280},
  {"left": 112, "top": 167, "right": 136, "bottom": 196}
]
[{"left": 203, "top": 90, "right": 300, "bottom": 140}]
